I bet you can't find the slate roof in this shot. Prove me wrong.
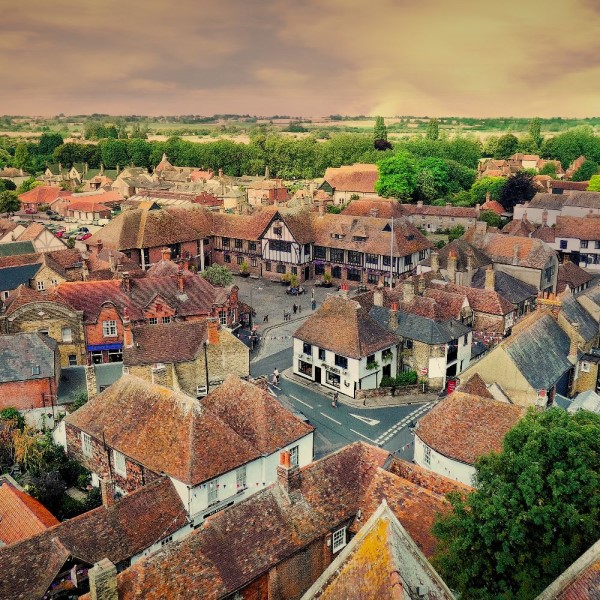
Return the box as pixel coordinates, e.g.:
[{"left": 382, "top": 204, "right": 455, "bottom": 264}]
[
  {"left": 66, "top": 375, "right": 311, "bottom": 486},
  {"left": 0, "top": 477, "right": 187, "bottom": 600},
  {"left": 504, "top": 312, "right": 573, "bottom": 390},
  {"left": 568, "top": 390, "right": 600, "bottom": 414},
  {"left": 370, "top": 305, "right": 471, "bottom": 345},
  {"left": 0, "top": 262, "right": 41, "bottom": 291},
  {"left": 294, "top": 296, "right": 398, "bottom": 359},
  {"left": 115, "top": 443, "right": 465, "bottom": 598},
  {"left": 560, "top": 294, "right": 598, "bottom": 344},
  {"left": 123, "top": 320, "right": 208, "bottom": 366},
  {"left": 56, "top": 272, "right": 225, "bottom": 323},
  {"left": 471, "top": 268, "right": 538, "bottom": 306},
  {"left": 557, "top": 262, "right": 593, "bottom": 293},
  {"left": 0, "top": 481, "right": 59, "bottom": 546},
  {"left": 302, "top": 501, "right": 455, "bottom": 599},
  {"left": 0, "top": 333, "right": 57, "bottom": 383},
  {"left": 0, "top": 241, "right": 36, "bottom": 257},
  {"left": 416, "top": 392, "right": 525, "bottom": 465}
]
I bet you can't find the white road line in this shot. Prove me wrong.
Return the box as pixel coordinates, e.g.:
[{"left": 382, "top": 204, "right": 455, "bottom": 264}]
[
  {"left": 320, "top": 412, "right": 341, "bottom": 425},
  {"left": 289, "top": 394, "right": 313, "bottom": 409},
  {"left": 375, "top": 402, "right": 437, "bottom": 444},
  {"left": 350, "top": 429, "right": 378, "bottom": 444}
]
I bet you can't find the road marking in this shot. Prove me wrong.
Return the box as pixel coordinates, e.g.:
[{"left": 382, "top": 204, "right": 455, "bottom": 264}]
[
  {"left": 268, "top": 389, "right": 277, "bottom": 398},
  {"left": 320, "top": 412, "right": 341, "bottom": 425},
  {"left": 289, "top": 394, "right": 313, "bottom": 409},
  {"left": 350, "top": 429, "right": 378, "bottom": 444},
  {"left": 374, "top": 402, "right": 438, "bottom": 445},
  {"left": 349, "top": 413, "right": 380, "bottom": 426}
]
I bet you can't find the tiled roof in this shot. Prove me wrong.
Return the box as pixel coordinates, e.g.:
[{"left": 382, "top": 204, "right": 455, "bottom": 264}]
[
  {"left": 416, "top": 392, "right": 525, "bottom": 465},
  {"left": 211, "top": 207, "right": 278, "bottom": 241},
  {"left": 200, "top": 375, "right": 314, "bottom": 455},
  {"left": 2, "top": 285, "right": 73, "bottom": 316},
  {"left": 66, "top": 375, "right": 309, "bottom": 485},
  {"left": 563, "top": 191, "right": 600, "bottom": 208},
  {"left": 0, "top": 252, "right": 40, "bottom": 269},
  {"left": 0, "top": 481, "right": 59, "bottom": 546},
  {"left": 504, "top": 312, "right": 572, "bottom": 390},
  {"left": 123, "top": 320, "right": 207, "bottom": 366},
  {"left": 65, "top": 199, "right": 111, "bottom": 213},
  {"left": 550, "top": 180, "right": 589, "bottom": 191},
  {"left": 302, "top": 501, "right": 455, "bottom": 599},
  {"left": 18, "top": 186, "right": 72, "bottom": 205},
  {"left": 476, "top": 232, "right": 555, "bottom": 270},
  {"left": 531, "top": 224, "right": 556, "bottom": 243},
  {"left": 0, "top": 477, "right": 187, "bottom": 600},
  {"left": 294, "top": 296, "right": 398, "bottom": 358},
  {"left": 400, "top": 203, "right": 478, "bottom": 218},
  {"left": 56, "top": 272, "right": 223, "bottom": 323},
  {"left": 341, "top": 198, "right": 404, "bottom": 219},
  {"left": 0, "top": 333, "right": 57, "bottom": 383},
  {"left": 16, "top": 222, "right": 47, "bottom": 242},
  {"left": 501, "top": 218, "right": 537, "bottom": 237},
  {"left": 0, "top": 241, "right": 36, "bottom": 257},
  {"left": 439, "top": 281, "right": 515, "bottom": 316},
  {"left": 481, "top": 199, "right": 507, "bottom": 215},
  {"left": 457, "top": 373, "right": 495, "bottom": 398},
  {"left": 420, "top": 238, "right": 491, "bottom": 271},
  {"left": 471, "top": 268, "right": 538, "bottom": 306},
  {"left": 556, "top": 216, "right": 600, "bottom": 241},
  {"left": 323, "top": 163, "right": 379, "bottom": 193},
  {"left": 557, "top": 262, "right": 593, "bottom": 293},
  {"left": 423, "top": 287, "right": 468, "bottom": 318},
  {"left": 115, "top": 443, "right": 464, "bottom": 598},
  {"left": 536, "top": 539, "right": 600, "bottom": 600},
  {"left": 145, "top": 258, "right": 181, "bottom": 277}
]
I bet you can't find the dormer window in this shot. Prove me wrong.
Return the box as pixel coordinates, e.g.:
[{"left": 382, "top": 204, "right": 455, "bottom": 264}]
[
  {"left": 406, "top": 234, "right": 415, "bottom": 241},
  {"left": 273, "top": 226, "right": 282, "bottom": 237},
  {"left": 331, "top": 233, "right": 345, "bottom": 240},
  {"left": 352, "top": 236, "right": 366, "bottom": 242}
]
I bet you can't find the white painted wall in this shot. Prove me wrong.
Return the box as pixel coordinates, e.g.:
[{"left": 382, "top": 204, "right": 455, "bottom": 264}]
[{"left": 414, "top": 436, "right": 475, "bottom": 486}]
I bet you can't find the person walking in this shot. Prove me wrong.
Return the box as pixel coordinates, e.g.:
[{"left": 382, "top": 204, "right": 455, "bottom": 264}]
[
  {"left": 298, "top": 304, "right": 302, "bottom": 313},
  {"left": 331, "top": 391, "right": 338, "bottom": 408},
  {"left": 272, "top": 368, "right": 280, "bottom": 386},
  {"left": 293, "top": 303, "right": 297, "bottom": 315}
]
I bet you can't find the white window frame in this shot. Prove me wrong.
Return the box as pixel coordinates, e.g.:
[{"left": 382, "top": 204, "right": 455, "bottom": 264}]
[
  {"left": 102, "top": 320, "right": 117, "bottom": 337},
  {"left": 148, "top": 317, "right": 158, "bottom": 325},
  {"left": 162, "top": 316, "right": 171, "bottom": 324},
  {"left": 289, "top": 445, "right": 299, "bottom": 467},
  {"left": 424, "top": 445, "right": 431, "bottom": 466},
  {"left": 31, "top": 365, "right": 41, "bottom": 375},
  {"left": 81, "top": 431, "right": 92, "bottom": 457},
  {"left": 37, "top": 280, "right": 45, "bottom": 291},
  {"left": 208, "top": 478, "right": 219, "bottom": 505},
  {"left": 219, "top": 311, "right": 227, "bottom": 325},
  {"left": 332, "top": 526, "right": 347, "bottom": 553},
  {"left": 113, "top": 450, "right": 127, "bottom": 477},
  {"left": 61, "top": 327, "right": 73, "bottom": 343},
  {"left": 581, "top": 361, "right": 591, "bottom": 373},
  {"left": 236, "top": 465, "right": 247, "bottom": 492}
]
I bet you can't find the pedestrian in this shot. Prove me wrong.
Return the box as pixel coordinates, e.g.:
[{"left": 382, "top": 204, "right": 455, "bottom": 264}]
[
  {"left": 272, "top": 368, "right": 280, "bottom": 386},
  {"left": 293, "top": 303, "right": 297, "bottom": 315},
  {"left": 331, "top": 391, "right": 338, "bottom": 408},
  {"left": 298, "top": 304, "right": 302, "bottom": 313},
  {"left": 311, "top": 299, "right": 316, "bottom": 310},
  {"left": 263, "top": 314, "right": 269, "bottom": 323}
]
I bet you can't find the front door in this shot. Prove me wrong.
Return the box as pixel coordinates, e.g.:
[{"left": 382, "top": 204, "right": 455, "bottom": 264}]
[
  {"left": 304, "top": 266, "right": 310, "bottom": 281},
  {"left": 314, "top": 366, "right": 321, "bottom": 384},
  {"left": 382, "top": 364, "right": 391, "bottom": 378}
]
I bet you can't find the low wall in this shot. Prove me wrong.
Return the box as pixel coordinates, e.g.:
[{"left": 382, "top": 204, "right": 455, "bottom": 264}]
[{"left": 356, "top": 384, "right": 422, "bottom": 404}]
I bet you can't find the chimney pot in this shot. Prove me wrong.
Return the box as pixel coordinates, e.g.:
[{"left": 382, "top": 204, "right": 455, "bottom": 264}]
[
  {"left": 484, "top": 266, "right": 495, "bottom": 291},
  {"left": 123, "top": 308, "right": 133, "bottom": 348},
  {"left": 100, "top": 479, "right": 116, "bottom": 508},
  {"left": 122, "top": 272, "right": 131, "bottom": 293},
  {"left": 177, "top": 269, "right": 184, "bottom": 292},
  {"left": 447, "top": 250, "right": 457, "bottom": 283},
  {"left": 207, "top": 318, "right": 219, "bottom": 345},
  {"left": 277, "top": 450, "right": 300, "bottom": 498},
  {"left": 161, "top": 247, "right": 171, "bottom": 262},
  {"left": 403, "top": 279, "right": 415, "bottom": 303},
  {"left": 431, "top": 250, "right": 440, "bottom": 274},
  {"left": 96, "top": 239, "right": 103, "bottom": 255}
]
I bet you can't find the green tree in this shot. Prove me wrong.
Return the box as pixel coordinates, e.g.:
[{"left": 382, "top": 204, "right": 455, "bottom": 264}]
[
  {"left": 38, "top": 132, "right": 64, "bottom": 156},
  {"left": 373, "top": 116, "right": 388, "bottom": 143},
  {"left": 572, "top": 159, "right": 598, "bottom": 181},
  {"left": 100, "top": 139, "right": 129, "bottom": 169},
  {"left": 129, "top": 123, "right": 149, "bottom": 140},
  {"left": 433, "top": 409, "right": 600, "bottom": 600},
  {"left": 0, "top": 407, "right": 25, "bottom": 431},
  {"left": 426, "top": 118, "right": 439, "bottom": 141},
  {"left": 414, "top": 157, "right": 451, "bottom": 202},
  {"left": 538, "top": 162, "right": 558, "bottom": 177},
  {"left": 127, "top": 139, "right": 151, "bottom": 168},
  {"left": 447, "top": 224, "right": 465, "bottom": 241},
  {"left": 494, "top": 133, "right": 519, "bottom": 159},
  {"left": 14, "top": 143, "right": 30, "bottom": 169},
  {"left": 375, "top": 152, "right": 417, "bottom": 200},
  {"left": 200, "top": 264, "right": 233, "bottom": 287},
  {"left": 17, "top": 176, "right": 42, "bottom": 194},
  {"left": 0, "top": 191, "right": 21, "bottom": 214},
  {"left": 587, "top": 174, "right": 600, "bottom": 192},
  {"left": 528, "top": 117, "right": 542, "bottom": 149},
  {"left": 478, "top": 210, "right": 502, "bottom": 228},
  {"left": 0, "top": 179, "right": 16, "bottom": 192},
  {"left": 470, "top": 176, "right": 506, "bottom": 202},
  {"left": 499, "top": 171, "right": 537, "bottom": 211},
  {"left": 541, "top": 126, "right": 600, "bottom": 168}
]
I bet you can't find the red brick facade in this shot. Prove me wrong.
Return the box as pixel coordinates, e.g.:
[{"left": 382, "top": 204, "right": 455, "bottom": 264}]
[{"left": 0, "top": 378, "right": 57, "bottom": 411}]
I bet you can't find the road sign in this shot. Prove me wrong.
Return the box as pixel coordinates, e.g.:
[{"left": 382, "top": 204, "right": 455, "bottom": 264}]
[{"left": 419, "top": 367, "right": 428, "bottom": 375}]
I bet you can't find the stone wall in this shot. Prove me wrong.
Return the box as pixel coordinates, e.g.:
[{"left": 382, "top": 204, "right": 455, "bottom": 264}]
[
  {"left": 356, "top": 385, "right": 423, "bottom": 404},
  {"left": 574, "top": 361, "right": 598, "bottom": 394}
]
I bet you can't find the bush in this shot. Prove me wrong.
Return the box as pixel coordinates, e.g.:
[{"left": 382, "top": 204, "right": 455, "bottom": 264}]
[
  {"left": 0, "top": 407, "right": 25, "bottom": 430},
  {"left": 200, "top": 264, "right": 233, "bottom": 287},
  {"left": 69, "top": 391, "right": 88, "bottom": 412},
  {"left": 380, "top": 371, "right": 418, "bottom": 388}
]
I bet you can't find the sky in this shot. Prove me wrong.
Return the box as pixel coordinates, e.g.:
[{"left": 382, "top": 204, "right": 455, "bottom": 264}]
[{"left": 1, "top": 0, "right": 599, "bottom": 118}]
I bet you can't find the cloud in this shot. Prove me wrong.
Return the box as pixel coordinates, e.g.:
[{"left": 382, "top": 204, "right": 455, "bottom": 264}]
[{"left": 1, "top": 0, "right": 599, "bottom": 116}]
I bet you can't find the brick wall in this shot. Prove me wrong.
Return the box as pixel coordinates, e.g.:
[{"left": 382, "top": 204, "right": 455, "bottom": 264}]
[
  {"left": 87, "top": 305, "right": 123, "bottom": 347},
  {"left": 2, "top": 303, "right": 86, "bottom": 367},
  {"left": 0, "top": 378, "right": 55, "bottom": 410},
  {"left": 65, "top": 423, "right": 160, "bottom": 494}
]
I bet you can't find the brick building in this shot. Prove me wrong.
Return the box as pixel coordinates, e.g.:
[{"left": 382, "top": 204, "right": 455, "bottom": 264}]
[
  {"left": 64, "top": 375, "right": 314, "bottom": 523},
  {"left": 0, "top": 332, "right": 60, "bottom": 412}
]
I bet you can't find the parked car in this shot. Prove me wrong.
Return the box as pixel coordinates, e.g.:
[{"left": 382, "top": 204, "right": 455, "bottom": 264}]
[
  {"left": 25, "top": 208, "right": 36, "bottom": 214},
  {"left": 55, "top": 230, "right": 65, "bottom": 238},
  {"left": 66, "top": 226, "right": 89, "bottom": 237},
  {"left": 286, "top": 286, "right": 305, "bottom": 296},
  {"left": 76, "top": 232, "right": 92, "bottom": 241}
]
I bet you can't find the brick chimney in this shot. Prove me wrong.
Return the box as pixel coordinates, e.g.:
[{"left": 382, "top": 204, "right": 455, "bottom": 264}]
[
  {"left": 84, "top": 360, "right": 97, "bottom": 400},
  {"left": 122, "top": 272, "right": 131, "bottom": 293},
  {"left": 373, "top": 286, "right": 384, "bottom": 307},
  {"left": 161, "top": 247, "right": 171, "bottom": 262},
  {"left": 430, "top": 250, "right": 440, "bottom": 274},
  {"left": 522, "top": 211, "right": 528, "bottom": 223},
  {"left": 569, "top": 321, "right": 580, "bottom": 363},
  {"left": 89, "top": 558, "right": 118, "bottom": 600},
  {"left": 536, "top": 291, "right": 562, "bottom": 320},
  {"left": 542, "top": 209, "right": 548, "bottom": 226},
  {"left": 177, "top": 268, "right": 184, "bottom": 292},
  {"left": 207, "top": 318, "right": 219, "bottom": 345},
  {"left": 81, "top": 259, "right": 90, "bottom": 281},
  {"left": 403, "top": 279, "right": 414, "bottom": 303},
  {"left": 339, "top": 283, "right": 349, "bottom": 299},
  {"left": 100, "top": 478, "right": 116, "bottom": 508},
  {"left": 96, "top": 239, "right": 103, "bottom": 255},
  {"left": 277, "top": 450, "right": 300, "bottom": 498},
  {"left": 389, "top": 301, "right": 399, "bottom": 330},
  {"left": 123, "top": 307, "right": 133, "bottom": 349},
  {"left": 447, "top": 250, "right": 457, "bottom": 284},
  {"left": 512, "top": 244, "right": 520, "bottom": 266},
  {"left": 484, "top": 266, "right": 495, "bottom": 291},
  {"left": 417, "top": 274, "right": 426, "bottom": 295}
]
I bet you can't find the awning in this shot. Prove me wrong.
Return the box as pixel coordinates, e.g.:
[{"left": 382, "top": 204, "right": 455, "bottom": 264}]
[{"left": 87, "top": 343, "right": 123, "bottom": 352}]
